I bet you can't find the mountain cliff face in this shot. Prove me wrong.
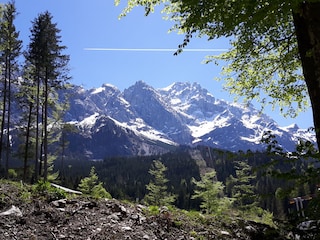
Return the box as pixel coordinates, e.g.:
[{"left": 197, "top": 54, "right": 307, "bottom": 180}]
[{"left": 64, "top": 81, "right": 315, "bottom": 159}]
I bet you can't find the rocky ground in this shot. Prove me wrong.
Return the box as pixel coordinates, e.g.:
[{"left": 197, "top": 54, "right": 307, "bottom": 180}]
[{"left": 0, "top": 181, "right": 305, "bottom": 240}]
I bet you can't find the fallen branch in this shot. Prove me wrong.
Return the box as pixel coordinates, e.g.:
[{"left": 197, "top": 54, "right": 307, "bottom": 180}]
[{"left": 50, "top": 183, "right": 82, "bottom": 195}]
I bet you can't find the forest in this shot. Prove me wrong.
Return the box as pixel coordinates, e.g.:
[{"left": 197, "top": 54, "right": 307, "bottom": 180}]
[{"left": 53, "top": 143, "right": 320, "bottom": 221}]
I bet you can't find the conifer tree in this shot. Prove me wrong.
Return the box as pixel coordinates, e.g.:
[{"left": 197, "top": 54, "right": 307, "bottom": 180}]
[
  {"left": 227, "top": 160, "right": 257, "bottom": 209},
  {"left": 78, "top": 166, "right": 111, "bottom": 199},
  {"left": 192, "top": 170, "right": 232, "bottom": 214},
  {"left": 0, "top": 1, "right": 22, "bottom": 177},
  {"left": 24, "top": 11, "right": 70, "bottom": 181},
  {"left": 144, "top": 160, "right": 176, "bottom": 206}
]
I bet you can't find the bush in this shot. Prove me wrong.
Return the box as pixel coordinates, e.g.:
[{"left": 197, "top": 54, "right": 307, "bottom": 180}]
[
  {"left": 92, "top": 182, "right": 112, "bottom": 199},
  {"left": 148, "top": 205, "right": 160, "bottom": 215},
  {"left": 33, "top": 180, "right": 66, "bottom": 201},
  {"left": 8, "top": 169, "right": 18, "bottom": 179}
]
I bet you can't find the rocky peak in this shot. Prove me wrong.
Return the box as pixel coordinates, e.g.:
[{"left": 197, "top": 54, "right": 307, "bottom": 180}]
[{"left": 62, "top": 81, "right": 316, "bottom": 158}]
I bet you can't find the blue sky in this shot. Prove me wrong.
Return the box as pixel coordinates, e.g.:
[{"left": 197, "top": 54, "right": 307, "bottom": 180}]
[{"left": 6, "top": 0, "right": 314, "bottom": 129}]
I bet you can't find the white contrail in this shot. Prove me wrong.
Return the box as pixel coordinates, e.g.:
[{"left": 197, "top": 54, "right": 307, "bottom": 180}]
[{"left": 83, "top": 48, "right": 228, "bottom": 52}]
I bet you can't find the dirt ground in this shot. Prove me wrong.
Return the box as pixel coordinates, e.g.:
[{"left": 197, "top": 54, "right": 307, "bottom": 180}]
[{"left": 0, "top": 181, "right": 288, "bottom": 240}]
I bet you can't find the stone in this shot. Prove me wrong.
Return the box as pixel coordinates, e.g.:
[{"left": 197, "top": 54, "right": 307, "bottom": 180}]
[
  {"left": 120, "top": 206, "right": 127, "bottom": 213},
  {"left": 51, "top": 199, "right": 67, "bottom": 208},
  {"left": 220, "top": 230, "right": 230, "bottom": 236},
  {"left": 121, "top": 226, "right": 133, "bottom": 231},
  {"left": 142, "top": 234, "right": 150, "bottom": 239},
  {"left": 108, "top": 213, "right": 120, "bottom": 221},
  {"left": 245, "top": 225, "right": 257, "bottom": 232},
  {"left": 131, "top": 214, "right": 139, "bottom": 220},
  {"left": 0, "top": 205, "right": 23, "bottom": 217}
]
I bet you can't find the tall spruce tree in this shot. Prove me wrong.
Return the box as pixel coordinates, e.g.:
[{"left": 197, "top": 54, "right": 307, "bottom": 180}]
[
  {"left": 24, "top": 11, "right": 70, "bottom": 181},
  {"left": 144, "top": 160, "right": 176, "bottom": 206},
  {"left": 0, "top": 1, "right": 22, "bottom": 177},
  {"left": 227, "top": 159, "right": 257, "bottom": 209},
  {"left": 192, "top": 170, "right": 232, "bottom": 215}
]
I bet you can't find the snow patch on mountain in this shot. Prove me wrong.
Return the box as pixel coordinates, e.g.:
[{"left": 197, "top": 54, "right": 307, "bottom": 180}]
[
  {"left": 79, "top": 113, "right": 99, "bottom": 129},
  {"left": 113, "top": 117, "right": 178, "bottom": 146},
  {"left": 280, "top": 124, "right": 316, "bottom": 143},
  {"left": 91, "top": 86, "right": 106, "bottom": 94},
  {"left": 90, "top": 84, "right": 118, "bottom": 95},
  {"left": 64, "top": 81, "right": 316, "bottom": 157}
]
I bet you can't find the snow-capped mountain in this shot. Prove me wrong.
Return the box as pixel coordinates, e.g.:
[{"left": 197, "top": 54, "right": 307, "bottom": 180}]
[{"left": 63, "top": 81, "right": 316, "bottom": 159}]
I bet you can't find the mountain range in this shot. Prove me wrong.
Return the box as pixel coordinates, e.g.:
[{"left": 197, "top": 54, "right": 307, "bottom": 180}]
[{"left": 62, "top": 81, "right": 315, "bottom": 160}]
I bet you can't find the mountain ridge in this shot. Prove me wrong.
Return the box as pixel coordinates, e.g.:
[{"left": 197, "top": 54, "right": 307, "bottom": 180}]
[{"left": 63, "top": 81, "right": 315, "bottom": 159}]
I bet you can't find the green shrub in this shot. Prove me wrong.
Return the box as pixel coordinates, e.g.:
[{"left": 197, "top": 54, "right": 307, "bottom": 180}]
[
  {"left": 33, "top": 180, "right": 66, "bottom": 201},
  {"left": 92, "top": 182, "right": 112, "bottom": 199},
  {"left": 239, "top": 206, "right": 275, "bottom": 227},
  {"left": 8, "top": 169, "right": 18, "bottom": 179},
  {"left": 20, "top": 190, "right": 32, "bottom": 203},
  {"left": 148, "top": 205, "right": 160, "bottom": 215}
]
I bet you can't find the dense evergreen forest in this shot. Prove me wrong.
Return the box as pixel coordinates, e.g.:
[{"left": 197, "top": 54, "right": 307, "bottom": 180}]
[{"left": 53, "top": 144, "right": 320, "bottom": 221}]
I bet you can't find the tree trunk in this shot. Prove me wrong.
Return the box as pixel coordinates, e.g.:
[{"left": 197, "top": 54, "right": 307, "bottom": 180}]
[
  {"left": 60, "top": 129, "right": 66, "bottom": 179},
  {"left": 293, "top": 2, "right": 320, "bottom": 149},
  {"left": 43, "top": 71, "right": 48, "bottom": 181},
  {"left": 23, "top": 102, "right": 33, "bottom": 182},
  {"left": 5, "top": 57, "right": 12, "bottom": 177},
  {"left": 34, "top": 75, "right": 40, "bottom": 182},
  {"left": 0, "top": 67, "right": 8, "bottom": 174}
]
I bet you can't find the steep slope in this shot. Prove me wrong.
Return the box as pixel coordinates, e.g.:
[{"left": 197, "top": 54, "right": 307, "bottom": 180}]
[
  {"left": 67, "top": 114, "right": 177, "bottom": 160},
  {"left": 123, "top": 81, "right": 192, "bottom": 143},
  {"left": 159, "top": 82, "right": 315, "bottom": 151},
  {"left": 65, "top": 84, "right": 134, "bottom": 122},
  {"left": 159, "top": 82, "right": 224, "bottom": 122}
]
